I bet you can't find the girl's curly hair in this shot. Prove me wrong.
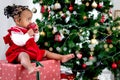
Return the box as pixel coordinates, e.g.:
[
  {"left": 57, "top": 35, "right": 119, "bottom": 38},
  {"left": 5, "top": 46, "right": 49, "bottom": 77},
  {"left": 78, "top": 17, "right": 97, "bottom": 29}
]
[{"left": 4, "top": 4, "right": 29, "bottom": 18}]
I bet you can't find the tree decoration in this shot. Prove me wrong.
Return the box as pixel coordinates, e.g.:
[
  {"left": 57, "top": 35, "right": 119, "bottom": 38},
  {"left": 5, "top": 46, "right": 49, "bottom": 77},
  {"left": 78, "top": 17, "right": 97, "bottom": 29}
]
[
  {"left": 89, "top": 9, "right": 99, "bottom": 20},
  {"left": 91, "top": 0, "right": 98, "bottom": 8},
  {"left": 41, "top": 5, "right": 45, "bottom": 13},
  {"left": 39, "top": 31, "right": 45, "bottom": 36},
  {"left": 54, "top": 33, "right": 63, "bottom": 42},
  {"left": 83, "top": 15, "right": 87, "bottom": 20},
  {"left": 54, "top": 1, "right": 61, "bottom": 10},
  {"left": 86, "top": 2, "right": 90, "bottom": 7},
  {"left": 32, "top": 7, "right": 37, "bottom": 13},
  {"left": 97, "top": 1, "right": 103, "bottom": 9},
  {"left": 82, "top": 63, "right": 87, "bottom": 68},
  {"left": 77, "top": 53, "right": 82, "bottom": 59},
  {"left": 75, "top": 0, "right": 82, "bottom": 5},
  {"left": 112, "top": 62, "right": 117, "bottom": 69},
  {"left": 69, "top": 4, "right": 73, "bottom": 12}
]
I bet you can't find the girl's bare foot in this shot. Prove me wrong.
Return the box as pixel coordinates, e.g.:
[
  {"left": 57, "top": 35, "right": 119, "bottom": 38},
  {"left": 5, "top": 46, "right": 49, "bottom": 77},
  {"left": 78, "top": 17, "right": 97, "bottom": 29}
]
[
  {"left": 28, "top": 66, "right": 41, "bottom": 74},
  {"left": 61, "top": 54, "right": 75, "bottom": 63}
]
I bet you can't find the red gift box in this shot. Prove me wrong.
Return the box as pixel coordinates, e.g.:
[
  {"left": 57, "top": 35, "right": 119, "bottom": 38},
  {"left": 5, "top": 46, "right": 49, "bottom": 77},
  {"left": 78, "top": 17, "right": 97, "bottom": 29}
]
[
  {"left": 61, "top": 73, "right": 75, "bottom": 80},
  {"left": 0, "top": 60, "right": 7, "bottom": 80},
  {"left": 0, "top": 60, "right": 60, "bottom": 80}
]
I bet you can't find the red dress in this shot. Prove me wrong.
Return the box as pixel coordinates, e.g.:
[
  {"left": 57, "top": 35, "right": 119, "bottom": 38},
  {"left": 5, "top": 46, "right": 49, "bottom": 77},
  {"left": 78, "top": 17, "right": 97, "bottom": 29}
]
[{"left": 3, "top": 26, "right": 45, "bottom": 63}]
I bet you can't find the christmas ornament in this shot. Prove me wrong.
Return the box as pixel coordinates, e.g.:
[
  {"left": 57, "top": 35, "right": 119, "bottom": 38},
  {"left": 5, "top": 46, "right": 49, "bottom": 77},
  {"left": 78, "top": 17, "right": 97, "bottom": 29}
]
[
  {"left": 47, "top": 25, "right": 52, "bottom": 29},
  {"left": 93, "top": 30, "right": 97, "bottom": 34},
  {"left": 75, "top": 0, "right": 82, "bottom": 5},
  {"left": 69, "top": 4, "right": 73, "bottom": 12},
  {"left": 86, "top": 2, "right": 90, "bottom": 6},
  {"left": 54, "top": 2, "right": 61, "bottom": 10},
  {"left": 91, "top": 0, "right": 98, "bottom": 8},
  {"left": 91, "top": 38, "right": 98, "bottom": 45},
  {"left": 83, "top": 15, "right": 87, "bottom": 20},
  {"left": 44, "top": 42, "right": 48, "bottom": 46},
  {"left": 41, "top": 5, "right": 45, "bottom": 13},
  {"left": 40, "top": 31, "right": 45, "bottom": 36},
  {"left": 49, "top": 47, "right": 53, "bottom": 51},
  {"left": 56, "top": 47, "right": 61, "bottom": 52},
  {"left": 76, "top": 53, "right": 82, "bottom": 59},
  {"left": 104, "top": 44, "right": 108, "bottom": 49},
  {"left": 89, "top": 9, "right": 99, "bottom": 20},
  {"left": 32, "top": 8, "right": 37, "bottom": 13},
  {"left": 54, "top": 33, "right": 63, "bottom": 42},
  {"left": 105, "top": 48, "right": 109, "bottom": 52},
  {"left": 82, "top": 63, "right": 87, "bottom": 68},
  {"left": 100, "top": 15, "right": 106, "bottom": 23},
  {"left": 59, "top": 11, "right": 66, "bottom": 19},
  {"left": 112, "top": 62, "right": 117, "bottom": 69},
  {"left": 109, "top": 44, "right": 113, "bottom": 48},
  {"left": 106, "top": 39, "right": 112, "bottom": 44},
  {"left": 97, "top": 2, "right": 103, "bottom": 9},
  {"left": 112, "top": 27, "right": 116, "bottom": 31},
  {"left": 52, "top": 27, "right": 57, "bottom": 34},
  {"left": 95, "top": 22, "right": 100, "bottom": 26}
]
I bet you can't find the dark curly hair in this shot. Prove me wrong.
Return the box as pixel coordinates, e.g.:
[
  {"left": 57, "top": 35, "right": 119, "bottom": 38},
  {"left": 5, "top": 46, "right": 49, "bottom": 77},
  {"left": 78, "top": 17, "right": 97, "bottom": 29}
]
[{"left": 4, "top": 4, "right": 29, "bottom": 18}]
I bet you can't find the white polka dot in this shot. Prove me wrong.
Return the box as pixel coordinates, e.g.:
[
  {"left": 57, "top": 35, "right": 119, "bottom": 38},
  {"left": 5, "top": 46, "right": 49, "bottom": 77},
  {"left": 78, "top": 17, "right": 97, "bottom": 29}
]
[
  {"left": 5, "top": 77, "right": 8, "bottom": 80},
  {"left": 18, "top": 67, "right": 21, "bottom": 70},
  {"left": 44, "top": 76, "right": 46, "bottom": 79},
  {"left": 2, "top": 73, "right": 5, "bottom": 75},
  {"left": 47, "top": 71, "right": 49, "bottom": 73},
  {"left": 11, "top": 69, "right": 13, "bottom": 72},
  {"left": 49, "top": 66, "right": 52, "bottom": 69},
  {"left": 18, "top": 77, "right": 22, "bottom": 80},
  {"left": 8, "top": 73, "right": 10, "bottom": 76},
  {"left": 53, "top": 69, "right": 55, "bottom": 72},
  {"left": 14, "top": 65, "right": 17, "bottom": 68},
  {"left": 26, "top": 75, "right": 29, "bottom": 78},
  {"left": 41, "top": 72, "right": 42, "bottom": 75},
  {"left": 14, "top": 74, "right": 16, "bottom": 77},
  {"left": 22, "top": 71, "right": 25, "bottom": 74}
]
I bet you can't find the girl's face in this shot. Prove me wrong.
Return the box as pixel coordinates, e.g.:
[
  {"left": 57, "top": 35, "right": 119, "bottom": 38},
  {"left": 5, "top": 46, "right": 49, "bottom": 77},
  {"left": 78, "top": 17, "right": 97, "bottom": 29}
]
[{"left": 16, "top": 10, "right": 32, "bottom": 28}]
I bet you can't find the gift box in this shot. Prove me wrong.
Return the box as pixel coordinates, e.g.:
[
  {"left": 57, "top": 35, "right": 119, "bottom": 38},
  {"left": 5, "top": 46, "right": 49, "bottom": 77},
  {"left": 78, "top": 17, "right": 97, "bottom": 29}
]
[
  {"left": 0, "top": 60, "right": 7, "bottom": 80},
  {"left": 0, "top": 59, "right": 61, "bottom": 80},
  {"left": 61, "top": 73, "right": 75, "bottom": 80}
]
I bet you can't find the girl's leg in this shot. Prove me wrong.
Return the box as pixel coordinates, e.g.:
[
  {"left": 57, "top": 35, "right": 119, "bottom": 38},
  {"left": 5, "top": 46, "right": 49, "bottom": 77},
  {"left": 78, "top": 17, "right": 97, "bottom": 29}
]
[
  {"left": 18, "top": 52, "right": 40, "bottom": 74},
  {"left": 44, "top": 50, "right": 75, "bottom": 63}
]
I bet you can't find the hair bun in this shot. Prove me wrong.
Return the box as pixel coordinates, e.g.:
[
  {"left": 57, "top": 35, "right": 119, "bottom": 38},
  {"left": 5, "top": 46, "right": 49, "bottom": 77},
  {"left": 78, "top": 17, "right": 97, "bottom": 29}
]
[
  {"left": 4, "top": 5, "right": 15, "bottom": 18},
  {"left": 4, "top": 4, "right": 29, "bottom": 18}
]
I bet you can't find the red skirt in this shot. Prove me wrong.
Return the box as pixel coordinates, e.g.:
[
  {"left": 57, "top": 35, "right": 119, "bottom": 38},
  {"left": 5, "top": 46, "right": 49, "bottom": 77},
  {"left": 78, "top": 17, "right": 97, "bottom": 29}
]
[{"left": 5, "top": 38, "right": 45, "bottom": 63}]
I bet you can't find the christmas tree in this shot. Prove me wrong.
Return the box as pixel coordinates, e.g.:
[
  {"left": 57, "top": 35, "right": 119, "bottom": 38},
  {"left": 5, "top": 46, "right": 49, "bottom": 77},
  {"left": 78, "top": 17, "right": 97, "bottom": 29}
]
[{"left": 33, "top": 0, "right": 120, "bottom": 79}]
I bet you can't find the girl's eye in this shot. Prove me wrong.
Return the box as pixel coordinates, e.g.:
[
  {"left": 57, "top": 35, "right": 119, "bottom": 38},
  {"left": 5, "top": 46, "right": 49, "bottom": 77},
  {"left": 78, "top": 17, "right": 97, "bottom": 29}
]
[{"left": 28, "top": 18, "right": 31, "bottom": 21}]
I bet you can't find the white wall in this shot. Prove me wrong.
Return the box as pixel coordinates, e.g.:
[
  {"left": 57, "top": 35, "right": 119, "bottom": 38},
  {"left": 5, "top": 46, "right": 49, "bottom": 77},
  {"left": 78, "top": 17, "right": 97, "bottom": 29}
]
[
  {"left": 111, "top": 0, "right": 120, "bottom": 18},
  {"left": 0, "top": 0, "right": 41, "bottom": 60}
]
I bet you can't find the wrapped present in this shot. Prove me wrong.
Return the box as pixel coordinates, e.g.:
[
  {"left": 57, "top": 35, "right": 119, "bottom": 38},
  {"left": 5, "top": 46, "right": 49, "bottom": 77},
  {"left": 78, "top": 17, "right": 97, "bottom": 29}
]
[
  {"left": 0, "top": 60, "right": 7, "bottom": 80},
  {"left": 60, "top": 65, "right": 75, "bottom": 80},
  {"left": 61, "top": 73, "right": 75, "bottom": 80},
  {"left": 0, "top": 60, "right": 60, "bottom": 80}
]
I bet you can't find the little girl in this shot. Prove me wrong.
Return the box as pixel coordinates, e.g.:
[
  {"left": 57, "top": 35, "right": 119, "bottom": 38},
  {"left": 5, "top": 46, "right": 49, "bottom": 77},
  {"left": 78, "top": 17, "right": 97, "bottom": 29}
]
[{"left": 3, "top": 4, "right": 75, "bottom": 74}]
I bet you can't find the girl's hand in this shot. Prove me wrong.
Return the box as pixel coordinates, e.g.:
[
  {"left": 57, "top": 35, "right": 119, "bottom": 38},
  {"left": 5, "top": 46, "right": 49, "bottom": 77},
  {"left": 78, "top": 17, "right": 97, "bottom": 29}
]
[
  {"left": 27, "top": 23, "right": 39, "bottom": 33},
  {"left": 27, "top": 29, "right": 35, "bottom": 37},
  {"left": 34, "top": 25, "right": 39, "bottom": 33}
]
